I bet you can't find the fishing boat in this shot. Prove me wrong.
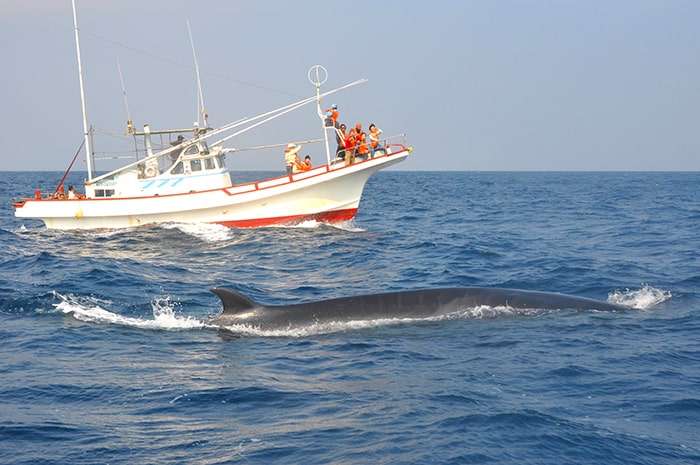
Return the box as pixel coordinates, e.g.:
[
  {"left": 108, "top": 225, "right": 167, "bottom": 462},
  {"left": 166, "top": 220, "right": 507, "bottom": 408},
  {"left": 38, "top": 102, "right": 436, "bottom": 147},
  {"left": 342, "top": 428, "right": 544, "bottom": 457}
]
[{"left": 12, "top": 2, "right": 412, "bottom": 230}]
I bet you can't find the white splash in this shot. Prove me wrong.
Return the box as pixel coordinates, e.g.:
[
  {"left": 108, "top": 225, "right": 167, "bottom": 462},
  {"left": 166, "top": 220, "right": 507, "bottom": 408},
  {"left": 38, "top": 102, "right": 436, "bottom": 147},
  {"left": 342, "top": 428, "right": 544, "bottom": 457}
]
[
  {"left": 267, "top": 219, "right": 365, "bottom": 231},
  {"left": 268, "top": 219, "right": 322, "bottom": 229},
  {"left": 330, "top": 220, "right": 365, "bottom": 233},
  {"left": 607, "top": 284, "right": 671, "bottom": 309},
  {"left": 206, "top": 318, "right": 413, "bottom": 338},
  {"left": 53, "top": 291, "right": 204, "bottom": 330},
  {"left": 161, "top": 222, "right": 233, "bottom": 243},
  {"left": 205, "top": 305, "right": 540, "bottom": 338}
]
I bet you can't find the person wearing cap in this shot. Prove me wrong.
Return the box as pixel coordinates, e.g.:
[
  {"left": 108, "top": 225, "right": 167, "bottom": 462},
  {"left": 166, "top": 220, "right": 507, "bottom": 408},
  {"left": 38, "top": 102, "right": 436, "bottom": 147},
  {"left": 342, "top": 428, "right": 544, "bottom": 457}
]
[
  {"left": 284, "top": 143, "right": 301, "bottom": 174},
  {"left": 324, "top": 104, "right": 339, "bottom": 126},
  {"left": 170, "top": 135, "right": 185, "bottom": 146}
]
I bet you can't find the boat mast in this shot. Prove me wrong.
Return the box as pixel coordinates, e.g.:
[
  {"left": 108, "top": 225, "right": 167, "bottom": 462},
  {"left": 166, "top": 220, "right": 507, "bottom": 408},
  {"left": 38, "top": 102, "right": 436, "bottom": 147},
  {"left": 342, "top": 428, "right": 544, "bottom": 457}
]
[
  {"left": 72, "top": 0, "right": 93, "bottom": 180},
  {"left": 308, "top": 65, "right": 331, "bottom": 166}
]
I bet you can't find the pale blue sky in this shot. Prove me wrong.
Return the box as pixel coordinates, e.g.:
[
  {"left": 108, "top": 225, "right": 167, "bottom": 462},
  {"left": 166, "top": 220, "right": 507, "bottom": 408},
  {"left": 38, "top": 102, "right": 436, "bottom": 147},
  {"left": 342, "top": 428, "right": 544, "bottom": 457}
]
[{"left": 2, "top": 0, "right": 699, "bottom": 171}]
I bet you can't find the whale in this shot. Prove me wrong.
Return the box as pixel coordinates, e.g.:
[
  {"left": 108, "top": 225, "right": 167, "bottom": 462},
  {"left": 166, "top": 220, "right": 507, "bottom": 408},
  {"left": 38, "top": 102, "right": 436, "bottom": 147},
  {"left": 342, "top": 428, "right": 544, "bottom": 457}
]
[{"left": 207, "top": 287, "right": 634, "bottom": 330}]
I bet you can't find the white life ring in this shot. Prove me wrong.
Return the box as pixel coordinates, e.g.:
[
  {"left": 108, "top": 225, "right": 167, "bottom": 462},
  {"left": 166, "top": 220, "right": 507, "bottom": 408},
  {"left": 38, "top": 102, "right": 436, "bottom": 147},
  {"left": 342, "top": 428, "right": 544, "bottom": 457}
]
[{"left": 145, "top": 166, "right": 158, "bottom": 178}]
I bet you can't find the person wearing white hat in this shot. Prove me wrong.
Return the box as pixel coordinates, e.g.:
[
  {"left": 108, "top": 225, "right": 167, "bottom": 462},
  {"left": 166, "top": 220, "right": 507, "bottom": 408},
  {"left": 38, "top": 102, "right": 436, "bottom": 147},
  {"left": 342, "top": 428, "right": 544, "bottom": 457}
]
[{"left": 284, "top": 143, "right": 302, "bottom": 174}]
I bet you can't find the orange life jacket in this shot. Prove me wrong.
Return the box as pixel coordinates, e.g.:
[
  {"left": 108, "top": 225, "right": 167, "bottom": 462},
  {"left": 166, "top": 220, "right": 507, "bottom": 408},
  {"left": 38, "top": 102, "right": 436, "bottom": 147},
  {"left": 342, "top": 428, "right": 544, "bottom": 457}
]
[{"left": 325, "top": 108, "right": 338, "bottom": 125}]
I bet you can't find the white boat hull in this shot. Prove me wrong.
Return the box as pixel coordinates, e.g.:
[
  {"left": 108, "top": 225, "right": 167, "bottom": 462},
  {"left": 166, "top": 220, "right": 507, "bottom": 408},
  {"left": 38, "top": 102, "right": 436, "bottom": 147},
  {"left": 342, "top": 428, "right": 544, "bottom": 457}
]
[{"left": 15, "top": 150, "right": 408, "bottom": 230}]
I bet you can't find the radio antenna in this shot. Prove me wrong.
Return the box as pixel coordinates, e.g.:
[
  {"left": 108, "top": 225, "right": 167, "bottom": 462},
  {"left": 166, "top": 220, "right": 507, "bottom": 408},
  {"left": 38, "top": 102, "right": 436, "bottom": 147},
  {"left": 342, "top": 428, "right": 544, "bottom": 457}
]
[
  {"left": 117, "top": 60, "right": 134, "bottom": 134},
  {"left": 187, "top": 20, "right": 208, "bottom": 128}
]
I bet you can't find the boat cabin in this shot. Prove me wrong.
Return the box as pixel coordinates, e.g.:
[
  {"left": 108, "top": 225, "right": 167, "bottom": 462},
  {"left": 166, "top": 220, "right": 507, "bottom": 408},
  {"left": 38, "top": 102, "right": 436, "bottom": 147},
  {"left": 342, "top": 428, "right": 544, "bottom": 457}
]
[{"left": 86, "top": 138, "right": 232, "bottom": 199}]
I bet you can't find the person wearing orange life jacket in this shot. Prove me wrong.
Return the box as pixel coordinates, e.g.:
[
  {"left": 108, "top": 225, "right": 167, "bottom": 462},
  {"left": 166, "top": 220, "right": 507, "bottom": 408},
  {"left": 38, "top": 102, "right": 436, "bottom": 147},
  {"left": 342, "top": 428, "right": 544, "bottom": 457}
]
[
  {"left": 368, "top": 123, "right": 384, "bottom": 157},
  {"left": 335, "top": 123, "right": 347, "bottom": 159},
  {"left": 292, "top": 154, "right": 312, "bottom": 173},
  {"left": 344, "top": 128, "right": 358, "bottom": 165},
  {"left": 354, "top": 122, "right": 363, "bottom": 137},
  {"left": 356, "top": 132, "right": 370, "bottom": 160},
  {"left": 324, "top": 104, "right": 338, "bottom": 126}
]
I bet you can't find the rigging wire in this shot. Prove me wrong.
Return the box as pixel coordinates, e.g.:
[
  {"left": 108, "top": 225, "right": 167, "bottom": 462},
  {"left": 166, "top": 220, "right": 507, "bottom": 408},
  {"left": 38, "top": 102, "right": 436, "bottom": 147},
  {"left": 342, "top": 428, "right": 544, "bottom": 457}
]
[{"left": 78, "top": 28, "right": 302, "bottom": 99}]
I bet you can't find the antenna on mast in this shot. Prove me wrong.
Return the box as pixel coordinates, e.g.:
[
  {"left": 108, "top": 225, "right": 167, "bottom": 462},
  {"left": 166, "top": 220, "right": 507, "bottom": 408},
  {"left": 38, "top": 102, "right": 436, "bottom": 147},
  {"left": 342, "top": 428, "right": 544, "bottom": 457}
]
[
  {"left": 117, "top": 60, "right": 135, "bottom": 135},
  {"left": 187, "top": 20, "right": 208, "bottom": 128},
  {"left": 308, "top": 65, "right": 331, "bottom": 166}
]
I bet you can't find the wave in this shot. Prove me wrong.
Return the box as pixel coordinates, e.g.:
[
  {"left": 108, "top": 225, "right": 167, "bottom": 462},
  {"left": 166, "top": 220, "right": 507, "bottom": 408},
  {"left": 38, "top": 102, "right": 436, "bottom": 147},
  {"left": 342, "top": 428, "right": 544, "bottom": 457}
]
[
  {"left": 52, "top": 291, "right": 203, "bottom": 330},
  {"left": 159, "top": 222, "right": 234, "bottom": 243},
  {"left": 157, "top": 219, "right": 364, "bottom": 243}
]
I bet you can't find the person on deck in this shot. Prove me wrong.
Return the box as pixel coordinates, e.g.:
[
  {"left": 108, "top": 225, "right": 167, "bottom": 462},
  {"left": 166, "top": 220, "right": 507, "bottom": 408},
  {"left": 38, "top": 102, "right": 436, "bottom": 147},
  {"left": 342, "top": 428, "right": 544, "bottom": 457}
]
[
  {"left": 292, "top": 154, "right": 311, "bottom": 173},
  {"left": 292, "top": 154, "right": 302, "bottom": 173},
  {"left": 369, "top": 123, "right": 384, "bottom": 157},
  {"left": 300, "top": 155, "right": 312, "bottom": 171},
  {"left": 356, "top": 132, "right": 370, "bottom": 160},
  {"left": 284, "top": 143, "right": 301, "bottom": 174},
  {"left": 67, "top": 185, "right": 83, "bottom": 199},
  {"left": 354, "top": 122, "right": 363, "bottom": 138},
  {"left": 335, "top": 124, "right": 347, "bottom": 160},
  {"left": 169, "top": 135, "right": 186, "bottom": 162},
  {"left": 324, "top": 104, "right": 339, "bottom": 126},
  {"left": 344, "top": 128, "right": 358, "bottom": 166}
]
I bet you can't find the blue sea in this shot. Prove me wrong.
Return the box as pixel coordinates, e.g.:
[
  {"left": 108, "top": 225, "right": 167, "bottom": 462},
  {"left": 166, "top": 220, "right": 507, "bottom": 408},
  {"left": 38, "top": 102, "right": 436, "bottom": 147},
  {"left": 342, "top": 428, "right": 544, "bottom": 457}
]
[{"left": 1, "top": 170, "right": 699, "bottom": 464}]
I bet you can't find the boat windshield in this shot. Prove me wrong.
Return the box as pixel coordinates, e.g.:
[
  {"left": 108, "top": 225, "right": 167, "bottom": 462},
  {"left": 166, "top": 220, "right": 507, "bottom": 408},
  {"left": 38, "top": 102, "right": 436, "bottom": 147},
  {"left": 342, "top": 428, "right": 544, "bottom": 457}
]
[
  {"left": 181, "top": 141, "right": 210, "bottom": 157},
  {"left": 200, "top": 141, "right": 210, "bottom": 155}
]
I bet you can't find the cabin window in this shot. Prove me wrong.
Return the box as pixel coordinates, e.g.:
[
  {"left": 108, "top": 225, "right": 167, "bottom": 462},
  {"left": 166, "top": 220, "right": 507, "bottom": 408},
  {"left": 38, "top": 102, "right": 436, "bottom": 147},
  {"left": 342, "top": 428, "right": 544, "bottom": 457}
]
[
  {"left": 216, "top": 155, "right": 226, "bottom": 168},
  {"left": 184, "top": 145, "right": 199, "bottom": 156},
  {"left": 205, "top": 158, "right": 215, "bottom": 170},
  {"left": 95, "top": 189, "right": 115, "bottom": 198},
  {"left": 200, "top": 141, "right": 210, "bottom": 155},
  {"left": 170, "top": 162, "right": 184, "bottom": 174},
  {"left": 191, "top": 159, "right": 202, "bottom": 172},
  {"left": 169, "top": 148, "right": 183, "bottom": 162}
]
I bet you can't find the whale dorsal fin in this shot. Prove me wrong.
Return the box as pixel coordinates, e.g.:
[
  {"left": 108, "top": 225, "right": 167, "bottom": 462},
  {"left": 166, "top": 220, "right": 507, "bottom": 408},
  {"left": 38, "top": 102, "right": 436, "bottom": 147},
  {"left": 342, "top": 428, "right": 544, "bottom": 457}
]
[{"left": 210, "top": 287, "right": 260, "bottom": 314}]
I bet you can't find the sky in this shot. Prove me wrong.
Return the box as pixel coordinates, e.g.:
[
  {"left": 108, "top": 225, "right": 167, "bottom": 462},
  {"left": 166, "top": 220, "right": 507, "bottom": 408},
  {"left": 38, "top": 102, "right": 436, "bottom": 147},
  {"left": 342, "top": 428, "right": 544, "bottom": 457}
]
[{"left": 1, "top": 0, "right": 699, "bottom": 172}]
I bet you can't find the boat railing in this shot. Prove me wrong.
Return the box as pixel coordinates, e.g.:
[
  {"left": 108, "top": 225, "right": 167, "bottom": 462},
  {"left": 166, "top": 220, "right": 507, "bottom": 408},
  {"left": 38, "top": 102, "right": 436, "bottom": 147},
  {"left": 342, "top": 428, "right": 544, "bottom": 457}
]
[{"left": 14, "top": 140, "right": 411, "bottom": 204}]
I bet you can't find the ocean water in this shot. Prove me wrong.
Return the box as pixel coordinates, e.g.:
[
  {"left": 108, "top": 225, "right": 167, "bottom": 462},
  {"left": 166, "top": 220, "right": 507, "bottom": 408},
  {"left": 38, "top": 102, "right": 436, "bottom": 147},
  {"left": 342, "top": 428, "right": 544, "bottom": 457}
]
[{"left": 1, "top": 170, "right": 699, "bottom": 464}]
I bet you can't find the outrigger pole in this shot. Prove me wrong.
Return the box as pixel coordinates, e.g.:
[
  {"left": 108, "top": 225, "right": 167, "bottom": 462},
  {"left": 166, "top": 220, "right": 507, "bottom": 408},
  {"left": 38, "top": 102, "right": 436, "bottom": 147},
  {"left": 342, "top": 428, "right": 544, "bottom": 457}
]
[
  {"left": 72, "top": 0, "right": 93, "bottom": 181},
  {"left": 210, "top": 78, "right": 367, "bottom": 148},
  {"left": 85, "top": 79, "right": 366, "bottom": 186}
]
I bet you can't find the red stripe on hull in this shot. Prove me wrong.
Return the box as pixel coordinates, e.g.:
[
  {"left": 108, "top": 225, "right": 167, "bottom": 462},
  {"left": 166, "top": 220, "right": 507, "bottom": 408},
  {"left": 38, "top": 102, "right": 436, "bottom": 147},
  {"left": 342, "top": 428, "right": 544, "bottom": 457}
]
[{"left": 214, "top": 208, "right": 358, "bottom": 228}]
